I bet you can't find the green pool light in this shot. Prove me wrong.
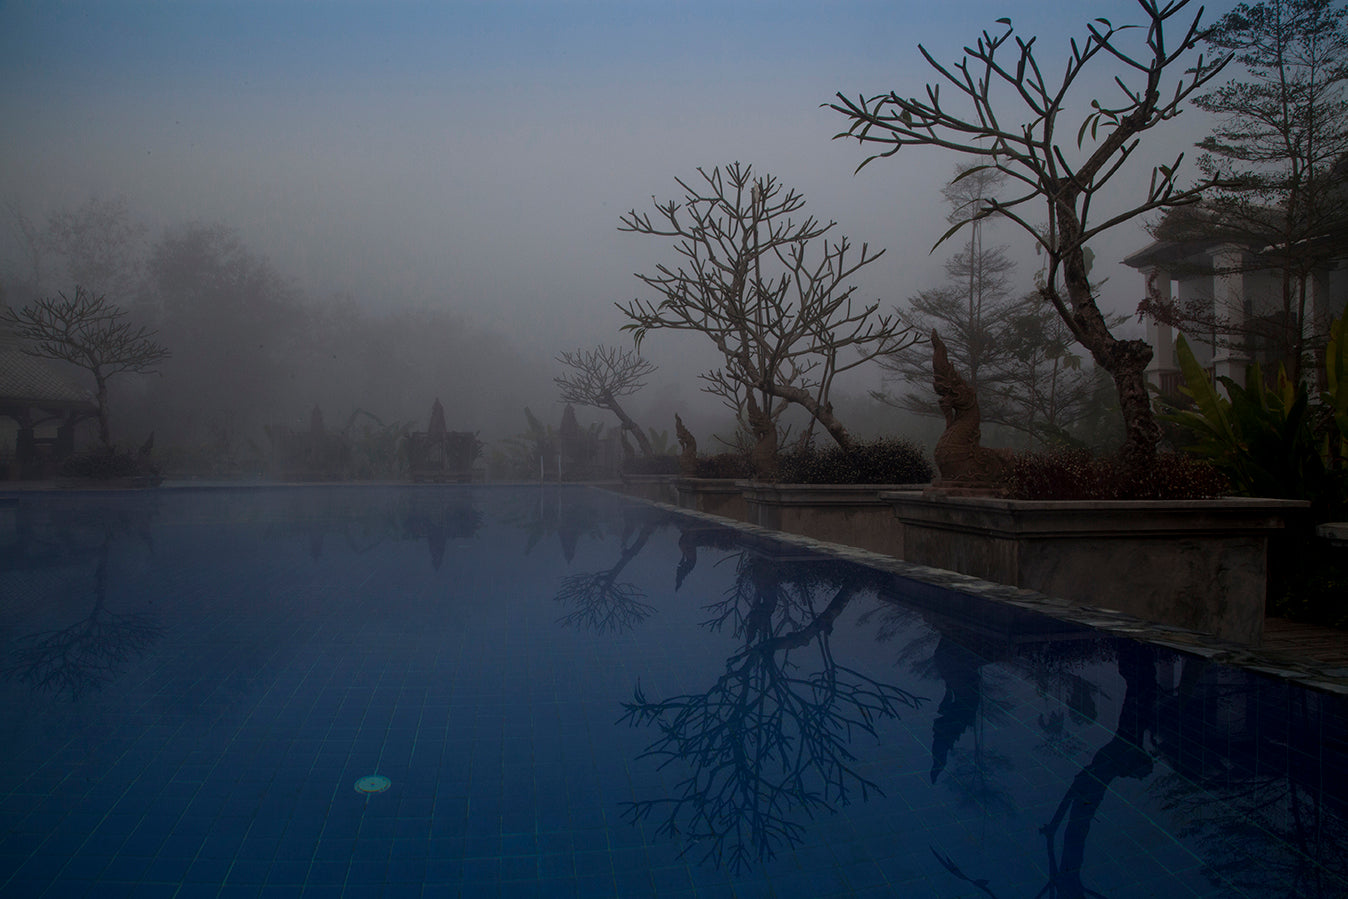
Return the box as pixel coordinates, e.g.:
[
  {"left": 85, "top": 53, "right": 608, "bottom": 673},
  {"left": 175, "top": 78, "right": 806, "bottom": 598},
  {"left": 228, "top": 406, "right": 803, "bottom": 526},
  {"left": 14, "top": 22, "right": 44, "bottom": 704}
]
[{"left": 354, "top": 775, "right": 391, "bottom": 794}]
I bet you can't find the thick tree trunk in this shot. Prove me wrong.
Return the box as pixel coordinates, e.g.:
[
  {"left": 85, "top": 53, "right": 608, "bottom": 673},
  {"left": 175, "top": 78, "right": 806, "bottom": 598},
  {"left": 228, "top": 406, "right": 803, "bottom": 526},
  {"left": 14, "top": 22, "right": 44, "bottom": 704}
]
[
  {"left": 604, "top": 397, "right": 654, "bottom": 455},
  {"left": 95, "top": 376, "right": 111, "bottom": 447},
  {"left": 1054, "top": 242, "right": 1159, "bottom": 469},
  {"left": 745, "top": 392, "right": 778, "bottom": 480},
  {"left": 760, "top": 381, "right": 853, "bottom": 451}
]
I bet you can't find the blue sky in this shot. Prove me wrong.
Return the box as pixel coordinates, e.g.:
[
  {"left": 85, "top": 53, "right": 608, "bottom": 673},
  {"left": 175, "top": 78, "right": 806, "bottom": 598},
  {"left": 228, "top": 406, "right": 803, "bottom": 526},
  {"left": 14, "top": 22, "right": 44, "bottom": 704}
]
[{"left": 0, "top": 0, "right": 1237, "bottom": 380}]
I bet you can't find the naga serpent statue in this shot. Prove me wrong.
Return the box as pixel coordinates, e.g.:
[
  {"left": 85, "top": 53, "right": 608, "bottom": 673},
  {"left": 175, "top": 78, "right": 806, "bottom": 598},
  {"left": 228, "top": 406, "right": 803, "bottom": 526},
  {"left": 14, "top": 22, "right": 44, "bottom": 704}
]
[{"left": 930, "top": 329, "right": 1010, "bottom": 493}]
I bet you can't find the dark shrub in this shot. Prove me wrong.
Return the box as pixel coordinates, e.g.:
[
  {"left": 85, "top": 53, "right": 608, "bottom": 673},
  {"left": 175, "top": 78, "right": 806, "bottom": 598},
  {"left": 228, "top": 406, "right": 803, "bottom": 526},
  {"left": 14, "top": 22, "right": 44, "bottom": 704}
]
[
  {"left": 59, "top": 446, "right": 161, "bottom": 481},
  {"left": 694, "top": 453, "right": 753, "bottom": 479},
  {"left": 1269, "top": 531, "right": 1348, "bottom": 627},
  {"left": 622, "top": 454, "right": 681, "bottom": 476},
  {"left": 1008, "top": 449, "right": 1228, "bottom": 500},
  {"left": 778, "top": 438, "right": 933, "bottom": 485}
]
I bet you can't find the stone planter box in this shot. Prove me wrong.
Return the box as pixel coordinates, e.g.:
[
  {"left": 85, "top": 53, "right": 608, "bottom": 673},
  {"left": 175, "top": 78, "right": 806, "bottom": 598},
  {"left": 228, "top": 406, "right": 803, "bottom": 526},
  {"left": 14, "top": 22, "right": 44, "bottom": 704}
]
[
  {"left": 882, "top": 492, "right": 1308, "bottom": 645},
  {"left": 617, "top": 474, "right": 679, "bottom": 505},
  {"left": 740, "top": 483, "right": 927, "bottom": 558},
  {"left": 674, "top": 477, "right": 750, "bottom": 522},
  {"left": 1318, "top": 522, "right": 1348, "bottom": 547}
]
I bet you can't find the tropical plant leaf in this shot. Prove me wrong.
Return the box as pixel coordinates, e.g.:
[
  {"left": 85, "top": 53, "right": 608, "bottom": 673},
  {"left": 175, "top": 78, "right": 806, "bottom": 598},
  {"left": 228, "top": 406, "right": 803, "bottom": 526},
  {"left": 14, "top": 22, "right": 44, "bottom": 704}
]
[{"left": 1173, "top": 334, "right": 1234, "bottom": 444}]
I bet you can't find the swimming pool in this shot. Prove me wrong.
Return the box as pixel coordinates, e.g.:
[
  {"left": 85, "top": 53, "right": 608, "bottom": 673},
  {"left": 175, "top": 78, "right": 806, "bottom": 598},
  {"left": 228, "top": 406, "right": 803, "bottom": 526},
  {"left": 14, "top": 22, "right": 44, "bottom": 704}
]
[{"left": 0, "top": 485, "right": 1344, "bottom": 898}]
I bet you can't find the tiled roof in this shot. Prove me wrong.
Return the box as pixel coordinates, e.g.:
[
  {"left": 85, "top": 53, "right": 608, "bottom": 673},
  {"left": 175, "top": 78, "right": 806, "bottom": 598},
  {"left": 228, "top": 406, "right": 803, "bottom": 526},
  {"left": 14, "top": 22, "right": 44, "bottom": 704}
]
[{"left": 0, "top": 328, "right": 96, "bottom": 409}]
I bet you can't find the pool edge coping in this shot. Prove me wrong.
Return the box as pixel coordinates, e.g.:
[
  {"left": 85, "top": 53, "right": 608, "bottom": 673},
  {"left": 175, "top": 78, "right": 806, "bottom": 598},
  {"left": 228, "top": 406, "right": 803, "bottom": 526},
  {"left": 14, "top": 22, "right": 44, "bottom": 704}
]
[{"left": 614, "top": 490, "right": 1348, "bottom": 697}]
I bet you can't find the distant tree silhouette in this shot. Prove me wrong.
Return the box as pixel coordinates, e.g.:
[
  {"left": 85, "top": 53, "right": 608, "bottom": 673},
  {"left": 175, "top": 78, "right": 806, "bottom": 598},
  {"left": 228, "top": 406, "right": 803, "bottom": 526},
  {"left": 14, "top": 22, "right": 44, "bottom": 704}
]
[
  {"left": 555, "top": 345, "right": 657, "bottom": 455},
  {"left": 3, "top": 286, "right": 169, "bottom": 446}
]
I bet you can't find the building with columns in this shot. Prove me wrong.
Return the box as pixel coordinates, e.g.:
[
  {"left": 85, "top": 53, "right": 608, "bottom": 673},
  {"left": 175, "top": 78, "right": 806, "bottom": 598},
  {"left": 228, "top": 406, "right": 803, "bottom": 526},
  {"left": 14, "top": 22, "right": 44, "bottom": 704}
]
[{"left": 1123, "top": 234, "right": 1348, "bottom": 396}]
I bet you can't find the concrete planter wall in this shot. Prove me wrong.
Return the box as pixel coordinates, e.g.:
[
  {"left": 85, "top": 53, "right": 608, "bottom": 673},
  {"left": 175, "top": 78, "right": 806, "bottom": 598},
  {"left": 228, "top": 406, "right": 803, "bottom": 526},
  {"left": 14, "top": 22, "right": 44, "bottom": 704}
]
[
  {"left": 673, "top": 477, "right": 751, "bottom": 522},
  {"left": 740, "top": 483, "right": 925, "bottom": 558},
  {"left": 617, "top": 474, "right": 679, "bottom": 505},
  {"left": 882, "top": 492, "right": 1309, "bottom": 645}
]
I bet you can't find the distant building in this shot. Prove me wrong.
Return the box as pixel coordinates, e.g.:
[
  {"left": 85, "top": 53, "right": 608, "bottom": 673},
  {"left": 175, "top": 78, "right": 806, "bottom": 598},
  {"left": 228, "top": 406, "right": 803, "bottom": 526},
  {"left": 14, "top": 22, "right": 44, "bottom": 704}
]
[
  {"left": 1124, "top": 224, "right": 1348, "bottom": 395},
  {"left": 0, "top": 318, "right": 97, "bottom": 479}
]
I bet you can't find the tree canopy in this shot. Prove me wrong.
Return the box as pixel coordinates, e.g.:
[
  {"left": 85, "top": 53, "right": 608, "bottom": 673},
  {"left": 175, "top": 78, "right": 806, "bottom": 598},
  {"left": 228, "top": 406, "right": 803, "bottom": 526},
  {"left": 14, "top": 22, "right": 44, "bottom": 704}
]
[
  {"left": 617, "top": 162, "right": 914, "bottom": 474},
  {"left": 832, "top": 0, "right": 1230, "bottom": 465},
  {"left": 3, "top": 286, "right": 169, "bottom": 446}
]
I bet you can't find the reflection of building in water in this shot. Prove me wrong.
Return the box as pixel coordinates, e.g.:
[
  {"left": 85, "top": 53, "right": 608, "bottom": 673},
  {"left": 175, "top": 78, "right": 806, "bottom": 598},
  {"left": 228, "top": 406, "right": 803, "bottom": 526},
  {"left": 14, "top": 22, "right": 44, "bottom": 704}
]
[{"left": 1150, "top": 657, "right": 1348, "bottom": 896}]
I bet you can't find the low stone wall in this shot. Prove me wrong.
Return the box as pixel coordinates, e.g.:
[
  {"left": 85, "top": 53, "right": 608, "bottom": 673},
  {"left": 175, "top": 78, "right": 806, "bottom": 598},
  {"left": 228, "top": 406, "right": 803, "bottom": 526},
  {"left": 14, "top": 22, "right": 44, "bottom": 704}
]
[
  {"left": 616, "top": 474, "right": 679, "bottom": 505},
  {"left": 674, "top": 478, "right": 750, "bottom": 522},
  {"left": 741, "top": 483, "right": 922, "bottom": 558},
  {"left": 883, "top": 492, "right": 1308, "bottom": 645},
  {"left": 1317, "top": 522, "right": 1348, "bottom": 547}
]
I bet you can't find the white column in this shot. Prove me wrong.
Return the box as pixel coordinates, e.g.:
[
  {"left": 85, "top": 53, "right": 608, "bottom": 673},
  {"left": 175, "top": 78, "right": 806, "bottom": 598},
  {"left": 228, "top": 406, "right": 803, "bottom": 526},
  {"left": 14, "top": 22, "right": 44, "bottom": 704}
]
[
  {"left": 1143, "top": 266, "right": 1176, "bottom": 392},
  {"left": 1210, "top": 247, "right": 1248, "bottom": 385}
]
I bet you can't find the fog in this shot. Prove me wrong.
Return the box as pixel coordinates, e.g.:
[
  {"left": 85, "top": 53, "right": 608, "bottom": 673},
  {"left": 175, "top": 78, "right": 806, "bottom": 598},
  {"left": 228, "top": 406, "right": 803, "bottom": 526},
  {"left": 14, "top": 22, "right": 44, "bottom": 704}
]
[{"left": 0, "top": 0, "right": 1238, "bottom": 464}]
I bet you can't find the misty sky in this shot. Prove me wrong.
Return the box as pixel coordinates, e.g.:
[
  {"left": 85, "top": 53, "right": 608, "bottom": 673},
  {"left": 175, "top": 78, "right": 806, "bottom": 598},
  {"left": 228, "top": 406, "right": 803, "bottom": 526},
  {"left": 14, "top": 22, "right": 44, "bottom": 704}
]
[{"left": 1, "top": 0, "right": 1238, "bottom": 396}]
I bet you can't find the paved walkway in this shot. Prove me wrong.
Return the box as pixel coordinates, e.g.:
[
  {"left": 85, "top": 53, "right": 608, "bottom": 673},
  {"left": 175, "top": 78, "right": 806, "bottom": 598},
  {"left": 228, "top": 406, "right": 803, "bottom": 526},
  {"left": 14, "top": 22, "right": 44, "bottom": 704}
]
[{"left": 1262, "top": 617, "right": 1348, "bottom": 668}]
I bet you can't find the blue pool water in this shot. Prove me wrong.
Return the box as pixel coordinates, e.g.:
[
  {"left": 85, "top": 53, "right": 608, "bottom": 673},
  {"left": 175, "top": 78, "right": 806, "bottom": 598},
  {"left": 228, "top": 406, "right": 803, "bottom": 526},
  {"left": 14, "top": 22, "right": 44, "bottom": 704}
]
[{"left": 0, "top": 485, "right": 1344, "bottom": 898}]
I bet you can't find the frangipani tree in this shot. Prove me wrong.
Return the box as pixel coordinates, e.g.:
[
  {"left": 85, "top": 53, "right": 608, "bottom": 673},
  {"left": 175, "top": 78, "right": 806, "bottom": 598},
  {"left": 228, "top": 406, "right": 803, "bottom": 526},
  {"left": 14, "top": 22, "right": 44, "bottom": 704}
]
[
  {"left": 3, "top": 286, "right": 169, "bottom": 447},
  {"left": 554, "top": 345, "right": 657, "bottom": 455},
  {"left": 617, "top": 163, "right": 915, "bottom": 477},
  {"left": 832, "top": 0, "right": 1231, "bottom": 467}
]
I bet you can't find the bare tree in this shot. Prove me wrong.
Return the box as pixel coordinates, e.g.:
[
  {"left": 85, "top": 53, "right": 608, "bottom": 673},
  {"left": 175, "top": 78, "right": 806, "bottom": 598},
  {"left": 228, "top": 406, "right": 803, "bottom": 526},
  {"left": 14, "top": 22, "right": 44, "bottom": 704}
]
[
  {"left": 3, "top": 286, "right": 170, "bottom": 446},
  {"left": 617, "top": 163, "right": 916, "bottom": 476},
  {"left": 1, "top": 535, "right": 162, "bottom": 701},
  {"left": 555, "top": 344, "right": 657, "bottom": 455},
  {"left": 832, "top": 0, "right": 1230, "bottom": 467}
]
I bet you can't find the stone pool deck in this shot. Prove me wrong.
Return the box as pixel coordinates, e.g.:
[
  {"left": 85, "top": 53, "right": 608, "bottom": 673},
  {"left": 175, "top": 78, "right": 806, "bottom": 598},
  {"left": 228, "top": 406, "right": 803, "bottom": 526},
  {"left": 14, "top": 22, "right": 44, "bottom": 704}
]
[{"left": 640, "top": 498, "right": 1348, "bottom": 697}]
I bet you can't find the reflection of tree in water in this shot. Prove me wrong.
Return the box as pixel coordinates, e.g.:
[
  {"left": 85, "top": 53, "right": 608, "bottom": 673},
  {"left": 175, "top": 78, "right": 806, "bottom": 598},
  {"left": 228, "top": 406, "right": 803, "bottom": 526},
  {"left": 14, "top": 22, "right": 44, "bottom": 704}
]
[
  {"left": 552, "top": 517, "right": 668, "bottom": 636},
  {"left": 865, "top": 589, "right": 1171, "bottom": 898},
  {"left": 929, "top": 640, "right": 1348, "bottom": 899},
  {"left": 1037, "top": 646, "right": 1156, "bottom": 898},
  {"left": 621, "top": 549, "right": 925, "bottom": 871},
  {"left": 674, "top": 522, "right": 743, "bottom": 590},
  {"left": 927, "top": 644, "right": 1158, "bottom": 899},
  {"left": 2, "top": 505, "right": 163, "bottom": 702},
  {"left": 553, "top": 510, "right": 664, "bottom": 634},
  {"left": 1148, "top": 662, "right": 1348, "bottom": 897},
  {"left": 871, "top": 598, "right": 1101, "bottom": 822}
]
